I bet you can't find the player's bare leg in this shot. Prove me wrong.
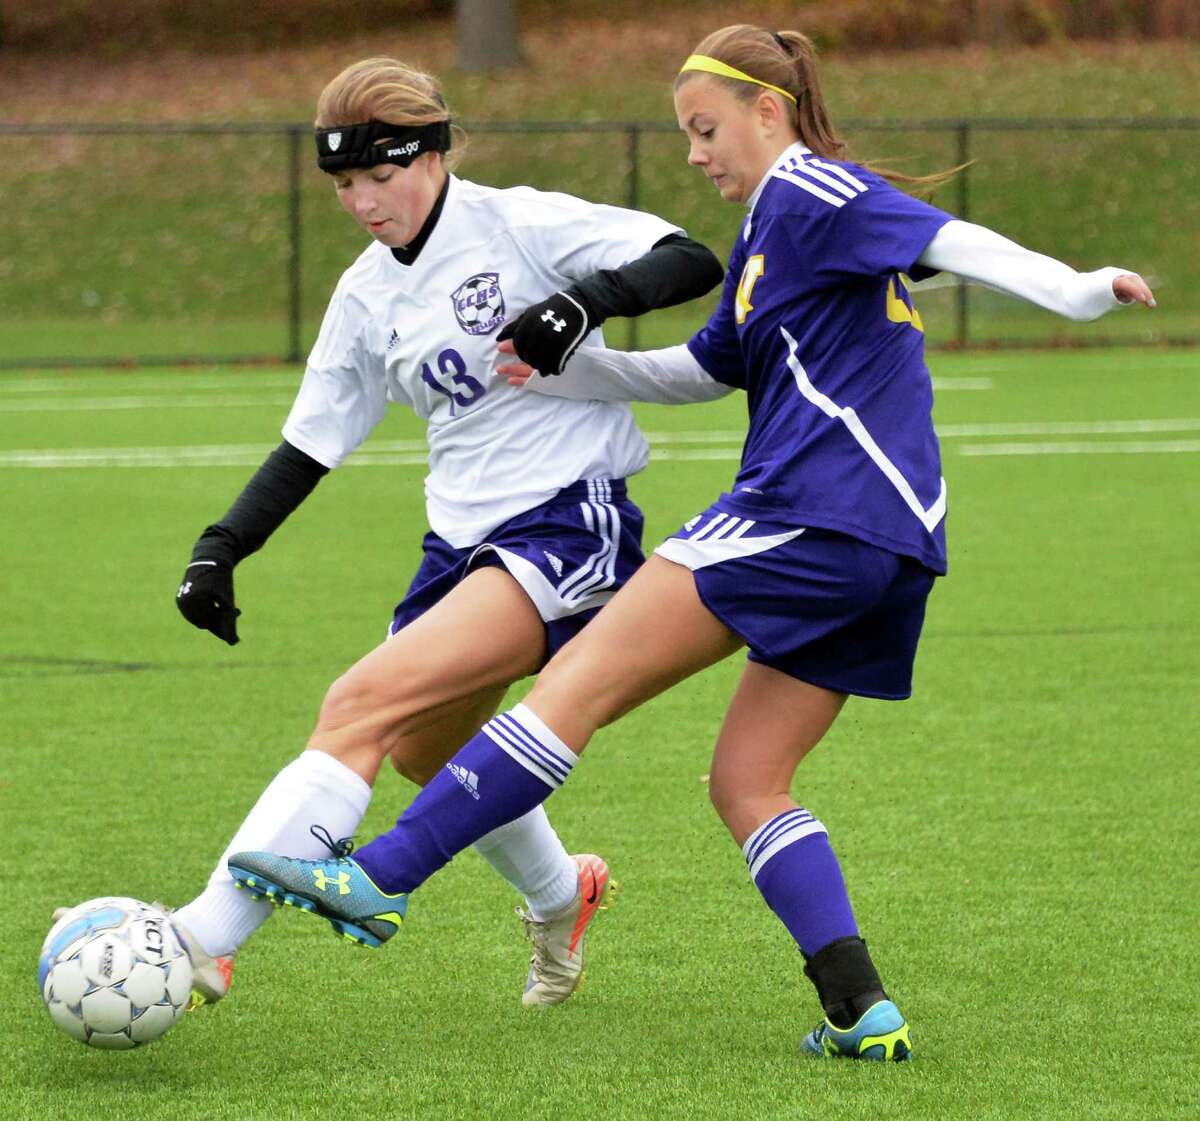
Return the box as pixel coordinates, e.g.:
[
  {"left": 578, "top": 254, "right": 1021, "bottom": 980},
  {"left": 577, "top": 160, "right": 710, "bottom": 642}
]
[
  {"left": 225, "top": 556, "right": 740, "bottom": 946},
  {"left": 177, "top": 567, "right": 586, "bottom": 971},
  {"left": 386, "top": 684, "right": 508, "bottom": 785},
  {"left": 708, "top": 662, "right": 910, "bottom": 1060},
  {"left": 705, "top": 664, "right": 845, "bottom": 845},
  {"left": 525, "top": 555, "right": 745, "bottom": 744},
  {"left": 309, "top": 564, "right": 546, "bottom": 783},
  {"left": 383, "top": 683, "right": 610, "bottom": 1005}
]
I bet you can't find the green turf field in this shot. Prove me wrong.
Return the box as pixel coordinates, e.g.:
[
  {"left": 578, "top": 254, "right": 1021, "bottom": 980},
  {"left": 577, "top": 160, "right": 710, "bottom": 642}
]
[{"left": 3, "top": 347, "right": 1197, "bottom": 1119}]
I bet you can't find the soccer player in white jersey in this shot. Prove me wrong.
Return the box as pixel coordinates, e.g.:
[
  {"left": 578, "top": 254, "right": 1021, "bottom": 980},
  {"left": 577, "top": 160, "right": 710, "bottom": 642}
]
[
  {"left": 228, "top": 28, "right": 1155, "bottom": 1059},
  {"left": 161, "top": 56, "right": 723, "bottom": 1009}
]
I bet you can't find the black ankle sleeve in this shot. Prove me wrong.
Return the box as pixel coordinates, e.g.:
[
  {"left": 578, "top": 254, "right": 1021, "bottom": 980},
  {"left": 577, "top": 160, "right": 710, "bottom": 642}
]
[{"left": 803, "top": 936, "right": 886, "bottom": 1021}]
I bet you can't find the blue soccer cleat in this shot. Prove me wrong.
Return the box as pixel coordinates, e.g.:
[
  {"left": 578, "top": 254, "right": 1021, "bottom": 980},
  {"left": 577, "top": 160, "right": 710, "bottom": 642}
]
[
  {"left": 227, "top": 828, "right": 406, "bottom": 949},
  {"left": 801, "top": 999, "right": 913, "bottom": 1061}
]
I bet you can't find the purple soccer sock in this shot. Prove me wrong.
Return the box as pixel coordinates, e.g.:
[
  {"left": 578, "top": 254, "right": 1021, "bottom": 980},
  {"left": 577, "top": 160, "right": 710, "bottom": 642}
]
[
  {"left": 353, "top": 704, "right": 579, "bottom": 895},
  {"left": 742, "top": 807, "right": 858, "bottom": 957}
]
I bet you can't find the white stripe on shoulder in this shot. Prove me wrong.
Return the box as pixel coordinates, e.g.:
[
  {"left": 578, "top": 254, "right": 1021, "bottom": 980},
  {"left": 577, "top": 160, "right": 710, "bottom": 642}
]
[
  {"left": 809, "top": 158, "right": 868, "bottom": 193},
  {"left": 791, "top": 161, "right": 859, "bottom": 200},
  {"left": 772, "top": 155, "right": 868, "bottom": 209},
  {"left": 771, "top": 168, "right": 847, "bottom": 208}
]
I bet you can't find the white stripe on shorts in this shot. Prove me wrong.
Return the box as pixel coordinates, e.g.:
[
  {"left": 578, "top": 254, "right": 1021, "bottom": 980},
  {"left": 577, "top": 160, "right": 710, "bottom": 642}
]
[
  {"left": 558, "top": 492, "right": 621, "bottom": 603},
  {"left": 473, "top": 544, "right": 617, "bottom": 621},
  {"left": 655, "top": 523, "right": 805, "bottom": 571},
  {"left": 690, "top": 512, "right": 729, "bottom": 541}
]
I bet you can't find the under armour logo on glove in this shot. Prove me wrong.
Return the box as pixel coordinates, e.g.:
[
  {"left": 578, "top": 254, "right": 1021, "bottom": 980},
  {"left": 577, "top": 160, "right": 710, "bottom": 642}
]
[
  {"left": 497, "top": 290, "right": 592, "bottom": 376},
  {"left": 176, "top": 559, "right": 241, "bottom": 645}
]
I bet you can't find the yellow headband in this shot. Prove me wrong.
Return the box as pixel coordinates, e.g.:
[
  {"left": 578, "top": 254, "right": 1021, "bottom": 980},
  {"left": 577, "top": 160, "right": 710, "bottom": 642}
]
[{"left": 678, "top": 54, "right": 797, "bottom": 105}]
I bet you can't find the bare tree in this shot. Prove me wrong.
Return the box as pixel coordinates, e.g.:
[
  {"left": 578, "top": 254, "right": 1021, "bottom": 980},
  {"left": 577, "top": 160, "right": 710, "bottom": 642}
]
[{"left": 456, "top": 0, "right": 522, "bottom": 72}]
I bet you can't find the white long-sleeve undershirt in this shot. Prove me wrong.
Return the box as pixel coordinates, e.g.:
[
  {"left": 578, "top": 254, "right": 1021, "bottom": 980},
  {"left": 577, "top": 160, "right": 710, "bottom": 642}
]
[
  {"left": 522, "top": 219, "right": 1137, "bottom": 404},
  {"left": 517, "top": 342, "right": 731, "bottom": 404},
  {"left": 916, "top": 219, "right": 1133, "bottom": 322}
]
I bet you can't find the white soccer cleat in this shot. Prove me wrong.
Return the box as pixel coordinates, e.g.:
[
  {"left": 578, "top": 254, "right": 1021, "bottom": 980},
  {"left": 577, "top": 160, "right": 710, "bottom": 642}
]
[
  {"left": 51, "top": 904, "right": 234, "bottom": 1010},
  {"left": 518, "top": 853, "right": 612, "bottom": 1009},
  {"left": 175, "top": 926, "right": 235, "bottom": 1010}
]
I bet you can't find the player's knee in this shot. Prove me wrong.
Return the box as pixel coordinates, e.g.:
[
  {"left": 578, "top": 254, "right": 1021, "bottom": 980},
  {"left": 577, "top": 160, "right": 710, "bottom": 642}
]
[
  {"left": 532, "top": 649, "right": 621, "bottom": 732},
  {"left": 311, "top": 677, "right": 392, "bottom": 764},
  {"left": 314, "top": 670, "right": 374, "bottom": 734},
  {"left": 707, "top": 771, "right": 735, "bottom": 821},
  {"left": 389, "top": 748, "right": 438, "bottom": 786},
  {"left": 708, "top": 772, "right": 755, "bottom": 829},
  {"left": 316, "top": 664, "right": 418, "bottom": 736}
]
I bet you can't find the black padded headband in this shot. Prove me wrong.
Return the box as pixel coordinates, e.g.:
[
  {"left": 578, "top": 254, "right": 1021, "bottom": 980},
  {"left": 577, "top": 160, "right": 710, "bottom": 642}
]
[{"left": 315, "top": 119, "right": 452, "bottom": 173}]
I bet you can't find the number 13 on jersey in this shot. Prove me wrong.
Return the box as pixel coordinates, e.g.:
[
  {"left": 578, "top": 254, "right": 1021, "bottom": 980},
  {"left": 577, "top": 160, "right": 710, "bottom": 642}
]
[
  {"left": 420, "top": 347, "right": 487, "bottom": 415},
  {"left": 735, "top": 254, "right": 765, "bottom": 325}
]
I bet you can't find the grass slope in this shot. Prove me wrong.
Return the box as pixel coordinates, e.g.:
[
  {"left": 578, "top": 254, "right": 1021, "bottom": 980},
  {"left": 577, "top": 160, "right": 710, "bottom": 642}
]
[{"left": 1, "top": 31, "right": 1198, "bottom": 360}]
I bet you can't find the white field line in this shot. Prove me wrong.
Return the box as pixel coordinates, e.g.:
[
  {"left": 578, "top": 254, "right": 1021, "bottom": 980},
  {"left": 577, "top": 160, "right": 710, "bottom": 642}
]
[
  {"left": 0, "top": 375, "right": 990, "bottom": 411},
  {"left": 0, "top": 447, "right": 735, "bottom": 469},
  {"left": 930, "top": 377, "right": 992, "bottom": 390},
  {"left": 1, "top": 432, "right": 744, "bottom": 469},
  {"left": 939, "top": 418, "right": 1200, "bottom": 437},
  {"left": 959, "top": 439, "right": 1200, "bottom": 457},
  {"left": 639, "top": 430, "right": 742, "bottom": 444},
  {"left": 645, "top": 448, "right": 742, "bottom": 462},
  {"left": 0, "top": 374, "right": 301, "bottom": 395},
  {"left": 0, "top": 394, "right": 297, "bottom": 412},
  {"left": 3, "top": 422, "right": 1198, "bottom": 468},
  {"left": 4, "top": 422, "right": 1195, "bottom": 470},
  {"left": 3, "top": 353, "right": 1194, "bottom": 404},
  {"left": 940, "top": 357, "right": 1200, "bottom": 375}
]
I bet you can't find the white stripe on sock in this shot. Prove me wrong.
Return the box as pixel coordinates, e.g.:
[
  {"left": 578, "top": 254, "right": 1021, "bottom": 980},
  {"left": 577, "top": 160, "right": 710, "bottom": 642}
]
[
  {"left": 509, "top": 704, "right": 579, "bottom": 767},
  {"left": 743, "top": 809, "right": 828, "bottom": 883},
  {"left": 486, "top": 716, "right": 571, "bottom": 787},
  {"left": 481, "top": 706, "right": 578, "bottom": 791}
]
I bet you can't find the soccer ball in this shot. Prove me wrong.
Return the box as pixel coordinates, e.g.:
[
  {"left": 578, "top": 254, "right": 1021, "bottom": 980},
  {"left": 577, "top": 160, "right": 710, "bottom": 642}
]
[{"left": 39, "top": 897, "right": 193, "bottom": 1049}]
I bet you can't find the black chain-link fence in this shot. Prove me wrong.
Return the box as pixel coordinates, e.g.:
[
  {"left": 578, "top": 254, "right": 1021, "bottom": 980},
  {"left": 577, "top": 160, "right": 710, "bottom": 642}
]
[{"left": 1, "top": 117, "right": 1195, "bottom": 368}]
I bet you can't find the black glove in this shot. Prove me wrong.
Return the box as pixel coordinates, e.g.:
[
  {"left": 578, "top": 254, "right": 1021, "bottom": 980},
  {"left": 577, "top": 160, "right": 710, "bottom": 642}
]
[
  {"left": 496, "top": 289, "right": 593, "bottom": 376},
  {"left": 176, "top": 560, "right": 240, "bottom": 645}
]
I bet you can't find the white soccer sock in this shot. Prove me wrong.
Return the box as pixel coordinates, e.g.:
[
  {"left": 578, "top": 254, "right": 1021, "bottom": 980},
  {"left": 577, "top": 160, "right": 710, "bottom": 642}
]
[
  {"left": 174, "top": 749, "right": 371, "bottom": 958},
  {"left": 472, "top": 805, "right": 579, "bottom": 921}
]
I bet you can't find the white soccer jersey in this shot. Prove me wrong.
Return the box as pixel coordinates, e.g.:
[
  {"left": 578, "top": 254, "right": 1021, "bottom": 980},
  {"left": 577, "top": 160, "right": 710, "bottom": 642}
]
[{"left": 282, "top": 175, "right": 682, "bottom": 547}]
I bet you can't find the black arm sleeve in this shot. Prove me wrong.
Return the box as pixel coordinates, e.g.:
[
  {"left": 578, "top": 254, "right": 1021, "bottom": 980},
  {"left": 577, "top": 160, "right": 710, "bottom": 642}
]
[
  {"left": 565, "top": 233, "right": 723, "bottom": 324},
  {"left": 190, "top": 440, "right": 329, "bottom": 566}
]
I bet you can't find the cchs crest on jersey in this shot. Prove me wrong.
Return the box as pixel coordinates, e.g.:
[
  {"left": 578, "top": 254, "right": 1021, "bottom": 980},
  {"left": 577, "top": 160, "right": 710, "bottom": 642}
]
[{"left": 450, "top": 272, "right": 506, "bottom": 336}]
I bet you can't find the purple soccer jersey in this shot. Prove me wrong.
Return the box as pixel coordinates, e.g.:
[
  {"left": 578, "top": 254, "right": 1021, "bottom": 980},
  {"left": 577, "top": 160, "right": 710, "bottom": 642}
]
[{"left": 687, "top": 144, "right": 954, "bottom": 573}]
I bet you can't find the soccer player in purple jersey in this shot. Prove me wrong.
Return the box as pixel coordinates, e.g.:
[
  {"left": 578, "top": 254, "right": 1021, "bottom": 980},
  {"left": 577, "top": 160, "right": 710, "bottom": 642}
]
[
  {"left": 229, "top": 28, "right": 1155, "bottom": 1059},
  {"left": 119, "top": 56, "right": 725, "bottom": 1011}
]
